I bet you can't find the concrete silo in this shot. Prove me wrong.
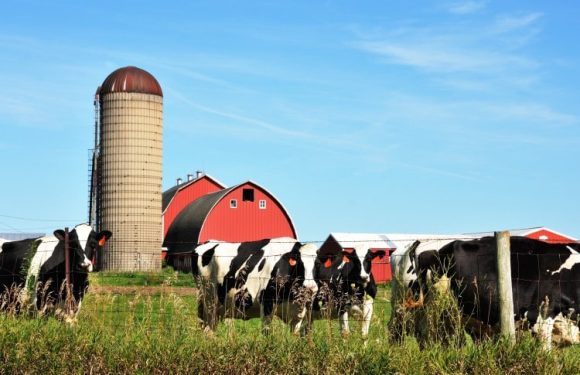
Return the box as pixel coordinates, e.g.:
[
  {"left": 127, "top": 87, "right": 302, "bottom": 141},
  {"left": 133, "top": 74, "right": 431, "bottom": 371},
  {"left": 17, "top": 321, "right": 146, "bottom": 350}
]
[{"left": 96, "top": 66, "right": 163, "bottom": 271}]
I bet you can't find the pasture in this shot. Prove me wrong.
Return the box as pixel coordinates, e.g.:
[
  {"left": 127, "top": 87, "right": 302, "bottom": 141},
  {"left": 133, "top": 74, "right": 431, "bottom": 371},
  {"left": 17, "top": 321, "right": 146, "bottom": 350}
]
[{"left": 1, "top": 271, "right": 579, "bottom": 374}]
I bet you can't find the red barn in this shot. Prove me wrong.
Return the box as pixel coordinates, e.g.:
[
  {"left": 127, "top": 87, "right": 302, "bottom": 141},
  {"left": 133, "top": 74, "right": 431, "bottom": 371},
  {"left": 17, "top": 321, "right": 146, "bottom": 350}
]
[
  {"left": 162, "top": 177, "right": 297, "bottom": 267},
  {"left": 509, "top": 227, "right": 577, "bottom": 244},
  {"left": 162, "top": 173, "right": 226, "bottom": 237}
]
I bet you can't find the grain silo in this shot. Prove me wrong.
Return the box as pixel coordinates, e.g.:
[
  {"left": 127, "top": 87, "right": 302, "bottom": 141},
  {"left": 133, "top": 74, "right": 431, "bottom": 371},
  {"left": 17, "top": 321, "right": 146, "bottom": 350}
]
[{"left": 95, "top": 66, "right": 163, "bottom": 271}]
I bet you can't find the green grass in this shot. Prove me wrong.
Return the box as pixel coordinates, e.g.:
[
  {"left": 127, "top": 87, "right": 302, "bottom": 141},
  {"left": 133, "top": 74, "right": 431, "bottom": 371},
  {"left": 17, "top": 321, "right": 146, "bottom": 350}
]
[
  {"left": 1, "top": 274, "right": 579, "bottom": 374},
  {"left": 90, "top": 266, "right": 195, "bottom": 287}
]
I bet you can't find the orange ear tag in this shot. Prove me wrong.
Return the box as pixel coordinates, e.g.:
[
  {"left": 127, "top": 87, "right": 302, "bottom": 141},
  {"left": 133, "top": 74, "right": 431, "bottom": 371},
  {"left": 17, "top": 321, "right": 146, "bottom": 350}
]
[
  {"left": 324, "top": 258, "right": 332, "bottom": 268},
  {"left": 342, "top": 255, "right": 350, "bottom": 263},
  {"left": 98, "top": 237, "right": 107, "bottom": 246},
  {"left": 288, "top": 258, "right": 297, "bottom": 266}
]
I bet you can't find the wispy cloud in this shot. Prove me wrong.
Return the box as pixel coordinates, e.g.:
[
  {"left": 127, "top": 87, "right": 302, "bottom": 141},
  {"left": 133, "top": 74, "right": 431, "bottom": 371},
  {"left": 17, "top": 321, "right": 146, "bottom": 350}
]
[
  {"left": 484, "top": 103, "right": 578, "bottom": 125},
  {"left": 492, "top": 12, "right": 543, "bottom": 34},
  {"left": 354, "top": 40, "right": 536, "bottom": 73},
  {"left": 168, "top": 88, "right": 316, "bottom": 139},
  {"left": 447, "top": 1, "right": 487, "bottom": 15}
]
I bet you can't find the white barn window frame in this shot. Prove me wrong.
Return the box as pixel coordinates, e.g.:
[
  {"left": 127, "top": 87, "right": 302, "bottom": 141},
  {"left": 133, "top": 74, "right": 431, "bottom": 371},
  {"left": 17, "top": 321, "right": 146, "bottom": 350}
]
[{"left": 259, "top": 200, "right": 267, "bottom": 209}]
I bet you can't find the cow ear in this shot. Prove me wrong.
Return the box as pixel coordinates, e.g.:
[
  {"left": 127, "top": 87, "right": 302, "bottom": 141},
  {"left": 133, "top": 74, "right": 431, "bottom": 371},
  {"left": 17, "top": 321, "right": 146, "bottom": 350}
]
[
  {"left": 342, "top": 255, "right": 350, "bottom": 263},
  {"left": 54, "top": 230, "right": 66, "bottom": 241},
  {"left": 98, "top": 230, "right": 112, "bottom": 246},
  {"left": 288, "top": 257, "right": 297, "bottom": 267},
  {"left": 324, "top": 258, "right": 333, "bottom": 268}
]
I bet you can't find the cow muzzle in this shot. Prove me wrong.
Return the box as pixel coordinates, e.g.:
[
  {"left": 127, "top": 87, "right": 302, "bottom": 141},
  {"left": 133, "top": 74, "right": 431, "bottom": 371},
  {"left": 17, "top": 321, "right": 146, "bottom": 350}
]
[
  {"left": 80, "top": 258, "right": 93, "bottom": 272},
  {"left": 360, "top": 274, "right": 370, "bottom": 286},
  {"left": 303, "top": 279, "right": 318, "bottom": 294}
]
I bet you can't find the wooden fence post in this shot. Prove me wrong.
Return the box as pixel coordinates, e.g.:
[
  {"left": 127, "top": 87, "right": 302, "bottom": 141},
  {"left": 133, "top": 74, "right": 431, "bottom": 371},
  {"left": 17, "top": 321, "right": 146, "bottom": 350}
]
[
  {"left": 64, "top": 227, "right": 71, "bottom": 290},
  {"left": 495, "top": 230, "right": 516, "bottom": 343}
]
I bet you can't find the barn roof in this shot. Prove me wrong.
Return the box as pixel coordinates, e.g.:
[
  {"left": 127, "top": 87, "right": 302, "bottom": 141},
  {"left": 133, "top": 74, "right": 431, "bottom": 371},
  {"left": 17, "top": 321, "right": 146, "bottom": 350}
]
[
  {"left": 162, "top": 174, "right": 226, "bottom": 213},
  {"left": 163, "top": 186, "right": 235, "bottom": 253},
  {"left": 0, "top": 233, "right": 45, "bottom": 241},
  {"left": 468, "top": 226, "right": 578, "bottom": 242},
  {"left": 329, "top": 232, "right": 474, "bottom": 257}
]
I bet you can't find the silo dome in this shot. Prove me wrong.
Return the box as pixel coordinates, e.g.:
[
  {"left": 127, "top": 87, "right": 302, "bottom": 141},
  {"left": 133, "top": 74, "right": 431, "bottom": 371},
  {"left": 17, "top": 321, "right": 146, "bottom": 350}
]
[{"left": 100, "top": 66, "right": 163, "bottom": 97}]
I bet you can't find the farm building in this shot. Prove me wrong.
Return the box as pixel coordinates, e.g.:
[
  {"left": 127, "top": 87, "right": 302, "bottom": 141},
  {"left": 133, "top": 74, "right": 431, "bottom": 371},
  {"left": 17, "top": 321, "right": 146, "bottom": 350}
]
[
  {"left": 90, "top": 66, "right": 164, "bottom": 272},
  {"left": 163, "top": 176, "right": 297, "bottom": 269},
  {"left": 0, "top": 233, "right": 45, "bottom": 241},
  {"left": 162, "top": 172, "right": 226, "bottom": 237},
  {"left": 324, "top": 228, "right": 578, "bottom": 284},
  {"left": 494, "top": 227, "right": 577, "bottom": 244}
]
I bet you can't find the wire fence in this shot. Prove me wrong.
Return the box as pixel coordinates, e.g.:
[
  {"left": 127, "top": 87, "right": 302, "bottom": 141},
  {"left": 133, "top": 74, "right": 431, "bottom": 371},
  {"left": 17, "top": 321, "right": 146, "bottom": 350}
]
[{"left": 1, "top": 234, "right": 579, "bottom": 342}]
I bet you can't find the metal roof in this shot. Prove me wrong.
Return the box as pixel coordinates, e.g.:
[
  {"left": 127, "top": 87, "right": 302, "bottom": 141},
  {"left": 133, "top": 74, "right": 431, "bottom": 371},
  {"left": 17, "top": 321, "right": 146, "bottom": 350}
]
[
  {"left": 100, "top": 66, "right": 163, "bottom": 97},
  {"left": 163, "top": 186, "right": 236, "bottom": 253},
  {"left": 162, "top": 174, "right": 226, "bottom": 213},
  {"left": 329, "top": 232, "right": 477, "bottom": 258},
  {"left": 0, "top": 233, "right": 44, "bottom": 241}
]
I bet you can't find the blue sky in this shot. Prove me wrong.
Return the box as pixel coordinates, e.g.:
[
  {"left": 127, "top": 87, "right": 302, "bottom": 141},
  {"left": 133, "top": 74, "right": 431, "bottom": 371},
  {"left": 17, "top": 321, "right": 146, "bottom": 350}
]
[{"left": 1, "top": 1, "right": 579, "bottom": 241}]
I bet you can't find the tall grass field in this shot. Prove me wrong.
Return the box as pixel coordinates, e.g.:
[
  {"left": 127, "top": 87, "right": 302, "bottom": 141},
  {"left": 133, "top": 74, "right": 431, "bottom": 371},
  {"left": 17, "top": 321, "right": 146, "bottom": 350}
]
[{"left": 1, "top": 271, "right": 579, "bottom": 374}]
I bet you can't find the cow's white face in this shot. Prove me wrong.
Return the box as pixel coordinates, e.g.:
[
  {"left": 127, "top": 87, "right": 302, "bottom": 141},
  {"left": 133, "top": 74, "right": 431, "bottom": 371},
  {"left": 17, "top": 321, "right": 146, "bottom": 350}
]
[
  {"left": 338, "top": 249, "right": 382, "bottom": 288},
  {"left": 65, "top": 224, "right": 111, "bottom": 272},
  {"left": 299, "top": 243, "right": 318, "bottom": 293}
]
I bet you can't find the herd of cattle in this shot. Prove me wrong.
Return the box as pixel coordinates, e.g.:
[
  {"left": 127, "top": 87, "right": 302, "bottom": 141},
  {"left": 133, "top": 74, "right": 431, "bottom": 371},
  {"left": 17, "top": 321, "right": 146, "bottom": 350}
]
[
  {"left": 1, "top": 225, "right": 579, "bottom": 349},
  {"left": 190, "top": 235, "right": 579, "bottom": 348}
]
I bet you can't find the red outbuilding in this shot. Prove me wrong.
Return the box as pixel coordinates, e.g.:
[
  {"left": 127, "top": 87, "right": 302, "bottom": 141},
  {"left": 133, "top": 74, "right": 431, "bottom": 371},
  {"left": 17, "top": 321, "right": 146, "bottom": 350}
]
[
  {"left": 162, "top": 177, "right": 297, "bottom": 267},
  {"left": 162, "top": 173, "right": 226, "bottom": 238},
  {"left": 509, "top": 227, "right": 577, "bottom": 244}
]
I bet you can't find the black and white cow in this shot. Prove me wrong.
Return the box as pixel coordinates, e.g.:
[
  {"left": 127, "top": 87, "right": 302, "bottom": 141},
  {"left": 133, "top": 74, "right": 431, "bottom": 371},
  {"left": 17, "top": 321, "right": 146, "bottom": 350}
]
[
  {"left": 312, "top": 247, "right": 386, "bottom": 338},
  {"left": 412, "top": 236, "right": 580, "bottom": 348},
  {"left": 0, "top": 224, "right": 111, "bottom": 316},
  {"left": 191, "top": 237, "right": 318, "bottom": 334},
  {"left": 389, "top": 237, "right": 470, "bottom": 309}
]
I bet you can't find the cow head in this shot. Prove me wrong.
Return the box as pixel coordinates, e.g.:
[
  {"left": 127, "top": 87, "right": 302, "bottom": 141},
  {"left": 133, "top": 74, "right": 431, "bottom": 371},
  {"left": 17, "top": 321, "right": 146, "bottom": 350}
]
[
  {"left": 318, "top": 248, "right": 385, "bottom": 288},
  {"left": 54, "top": 224, "right": 112, "bottom": 272},
  {"left": 295, "top": 243, "right": 318, "bottom": 294}
]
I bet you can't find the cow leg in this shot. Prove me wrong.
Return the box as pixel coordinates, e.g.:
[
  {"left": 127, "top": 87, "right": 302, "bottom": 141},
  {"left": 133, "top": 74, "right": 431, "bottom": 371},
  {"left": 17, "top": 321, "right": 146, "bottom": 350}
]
[
  {"left": 261, "top": 303, "right": 273, "bottom": 335},
  {"left": 361, "top": 296, "right": 374, "bottom": 339},
  {"left": 198, "top": 284, "right": 219, "bottom": 332},
  {"left": 289, "top": 305, "right": 307, "bottom": 336},
  {"left": 339, "top": 310, "right": 350, "bottom": 336}
]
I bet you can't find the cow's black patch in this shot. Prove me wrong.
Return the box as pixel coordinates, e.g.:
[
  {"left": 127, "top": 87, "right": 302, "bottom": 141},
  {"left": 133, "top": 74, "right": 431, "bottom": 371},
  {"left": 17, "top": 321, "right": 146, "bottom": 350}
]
[
  {"left": 258, "top": 258, "right": 266, "bottom": 272},
  {"left": 201, "top": 246, "right": 216, "bottom": 267},
  {"left": 217, "top": 239, "right": 270, "bottom": 305}
]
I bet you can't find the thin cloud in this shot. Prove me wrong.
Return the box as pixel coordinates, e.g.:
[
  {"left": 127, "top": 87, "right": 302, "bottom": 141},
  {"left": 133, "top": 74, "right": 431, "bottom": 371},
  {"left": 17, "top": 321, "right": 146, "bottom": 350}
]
[
  {"left": 447, "top": 1, "right": 487, "bottom": 15},
  {"left": 355, "top": 40, "right": 536, "bottom": 73},
  {"left": 492, "top": 12, "right": 544, "bottom": 34},
  {"left": 484, "top": 103, "right": 578, "bottom": 125},
  {"left": 168, "top": 88, "right": 315, "bottom": 139}
]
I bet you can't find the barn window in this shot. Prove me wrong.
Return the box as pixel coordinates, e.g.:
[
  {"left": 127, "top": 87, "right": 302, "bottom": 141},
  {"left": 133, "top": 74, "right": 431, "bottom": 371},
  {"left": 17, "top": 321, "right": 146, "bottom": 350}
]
[
  {"left": 230, "top": 199, "right": 237, "bottom": 208},
  {"left": 259, "top": 200, "right": 267, "bottom": 209},
  {"left": 243, "top": 189, "right": 255, "bottom": 202}
]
